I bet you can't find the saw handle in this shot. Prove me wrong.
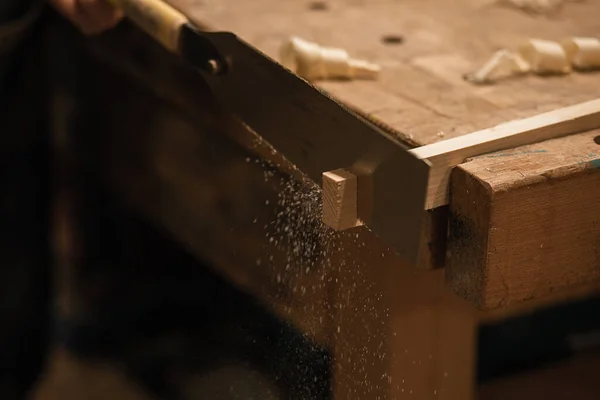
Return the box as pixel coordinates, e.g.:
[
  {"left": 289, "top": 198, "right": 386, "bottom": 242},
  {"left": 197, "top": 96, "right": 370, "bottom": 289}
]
[{"left": 107, "top": 0, "right": 189, "bottom": 53}]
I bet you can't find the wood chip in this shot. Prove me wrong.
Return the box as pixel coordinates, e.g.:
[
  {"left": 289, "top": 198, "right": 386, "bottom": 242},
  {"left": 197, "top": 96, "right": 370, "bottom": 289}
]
[
  {"left": 467, "top": 36, "right": 600, "bottom": 84},
  {"left": 279, "top": 36, "right": 381, "bottom": 81},
  {"left": 464, "top": 49, "right": 530, "bottom": 84},
  {"left": 518, "top": 38, "right": 571, "bottom": 74},
  {"left": 561, "top": 37, "right": 600, "bottom": 70}
]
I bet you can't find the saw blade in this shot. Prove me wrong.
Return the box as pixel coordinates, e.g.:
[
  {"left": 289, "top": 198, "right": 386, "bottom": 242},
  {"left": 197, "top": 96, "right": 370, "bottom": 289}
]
[{"left": 184, "top": 29, "right": 431, "bottom": 264}]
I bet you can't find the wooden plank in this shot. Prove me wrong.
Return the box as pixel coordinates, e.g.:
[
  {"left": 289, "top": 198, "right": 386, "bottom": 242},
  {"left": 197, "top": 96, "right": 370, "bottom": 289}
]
[
  {"left": 447, "top": 129, "right": 600, "bottom": 310},
  {"left": 171, "top": 0, "right": 600, "bottom": 147},
  {"left": 410, "top": 99, "right": 600, "bottom": 209}
]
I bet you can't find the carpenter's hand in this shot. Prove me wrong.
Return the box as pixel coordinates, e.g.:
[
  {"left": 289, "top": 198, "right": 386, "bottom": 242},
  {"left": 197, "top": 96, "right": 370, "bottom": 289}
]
[{"left": 49, "top": 0, "right": 123, "bottom": 35}]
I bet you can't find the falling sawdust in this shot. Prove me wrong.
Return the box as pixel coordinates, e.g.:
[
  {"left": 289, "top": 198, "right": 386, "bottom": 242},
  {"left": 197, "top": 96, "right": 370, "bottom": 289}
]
[
  {"left": 245, "top": 144, "right": 341, "bottom": 398},
  {"left": 247, "top": 133, "right": 342, "bottom": 283},
  {"left": 273, "top": 180, "right": 327, "bottom": 270},
  {"left": 260, "top": 171, "right": 394, "bottom": 398},
  {"left": 245, "top": 134, "right": 434, "bottom": 397},
  {"left": 251, "top": 156, "right": 341, "bottom": 296}
]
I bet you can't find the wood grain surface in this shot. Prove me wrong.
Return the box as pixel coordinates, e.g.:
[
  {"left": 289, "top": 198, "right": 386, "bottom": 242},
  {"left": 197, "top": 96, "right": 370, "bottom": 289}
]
[
  {"left": 412, "top": 98, "right": 600, "bottom": 209},
  {"left": 170, "top": 0, "right": 600, "bottom": 147}
]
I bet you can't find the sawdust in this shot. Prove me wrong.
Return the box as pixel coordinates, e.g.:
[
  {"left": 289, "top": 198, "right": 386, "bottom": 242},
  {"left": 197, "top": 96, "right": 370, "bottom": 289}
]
[
  {"left": 263, "top": 169, "right": 397, "bottom": 398},
  {"left": 248, "top": 134, "right": 336, "bottom": 278},
  {"left": 248, "top": 133, "right": 406, "bottom": 397}
]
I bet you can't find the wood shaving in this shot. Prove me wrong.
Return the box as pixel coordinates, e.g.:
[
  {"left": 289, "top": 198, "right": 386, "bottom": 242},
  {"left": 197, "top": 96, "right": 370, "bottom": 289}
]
[
  {"left": 518, "top": 39, "right": 570, "bottom": 74},
  {"left": 279, "top": 36, "right": 381, "bottom": 81},
  {"left": 464, "top": 49, "right": 530, "bottom": 84},
  {"left": 466, "top": 36, "right": 600, "bottom": 85},
  {"left": 561, "top": 37, "right": 600, "bottom": 70}
]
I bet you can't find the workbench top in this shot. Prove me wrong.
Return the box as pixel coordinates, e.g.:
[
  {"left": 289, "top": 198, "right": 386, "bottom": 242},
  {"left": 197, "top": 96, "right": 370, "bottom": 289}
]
[{"left": 173, "top": 0, "right": 600, "bottom": 146}]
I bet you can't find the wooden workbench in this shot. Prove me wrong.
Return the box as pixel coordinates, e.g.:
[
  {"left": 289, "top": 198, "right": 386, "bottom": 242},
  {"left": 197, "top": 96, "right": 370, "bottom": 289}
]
[
  {"left": 175, "top": 0, "right": 600, "bottom": 281},
  {"left": 168, "top": 0, "right": 600, "bottom": 307},
  {"left": 185, "top": 0, "right": 600, "bottom": 296},
  {"left": 64, "top": 1, "right": 600, "bottom": 399}
]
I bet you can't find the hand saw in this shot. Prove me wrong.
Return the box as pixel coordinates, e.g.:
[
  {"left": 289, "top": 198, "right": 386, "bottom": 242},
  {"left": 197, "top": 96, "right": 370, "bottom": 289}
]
[{"left": 106, "top": 0, "right": 431, "bottom": 265}]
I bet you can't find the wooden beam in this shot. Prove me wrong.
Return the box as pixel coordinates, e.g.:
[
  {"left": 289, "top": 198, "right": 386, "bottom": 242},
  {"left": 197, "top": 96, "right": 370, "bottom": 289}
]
[
  {"left": 410, "top": 98, "right": 600, "bottom": 210},
  {"left": 447, "top": 129, "right": 600, "bottom": 310}
]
